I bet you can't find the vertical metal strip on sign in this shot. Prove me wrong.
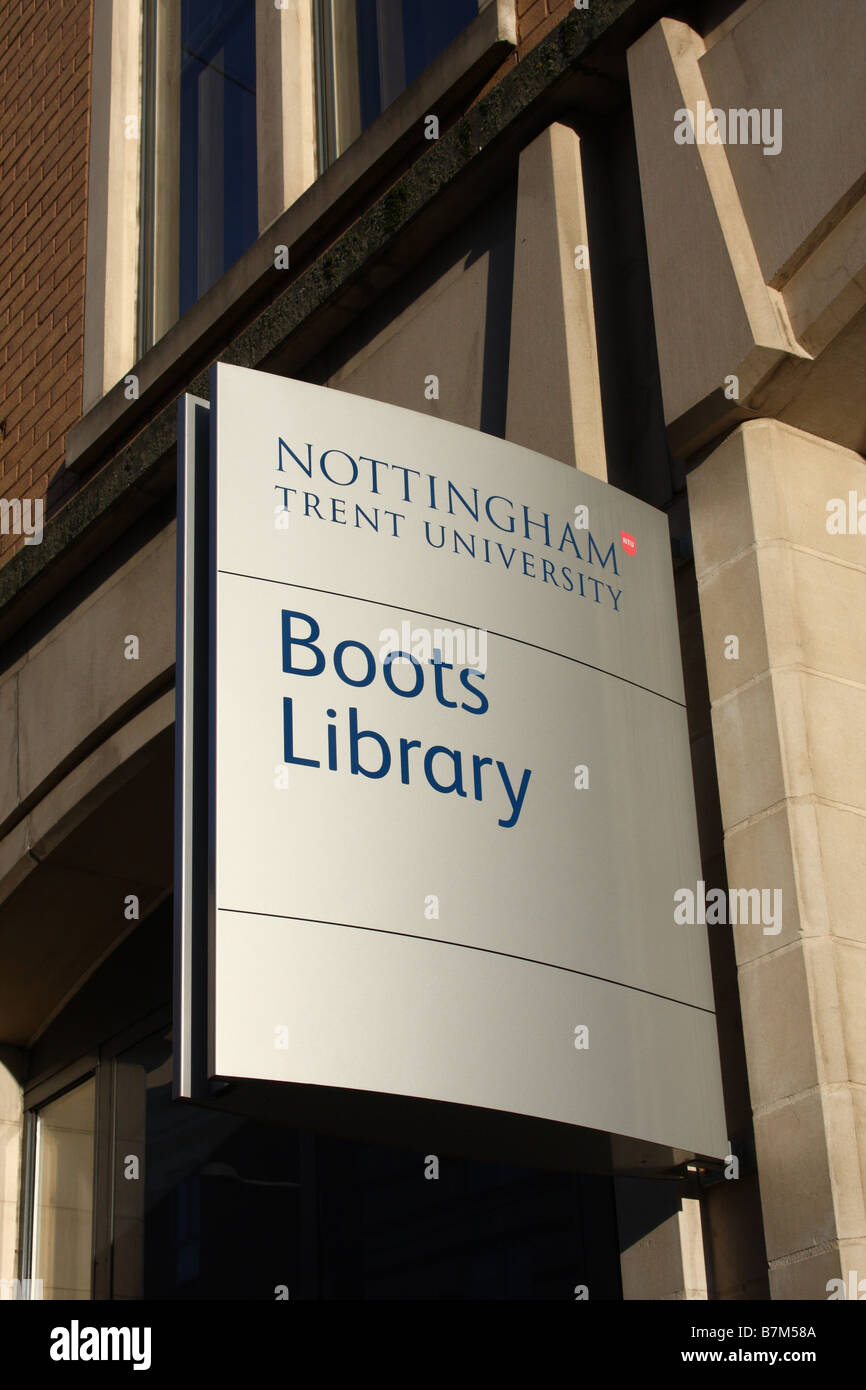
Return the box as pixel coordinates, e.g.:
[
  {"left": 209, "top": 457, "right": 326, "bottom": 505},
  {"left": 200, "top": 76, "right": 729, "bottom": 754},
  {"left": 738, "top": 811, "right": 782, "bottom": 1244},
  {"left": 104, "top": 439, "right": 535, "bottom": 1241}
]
[{"left": 173, "top": 392, "right": 211, "bottom": 1099}]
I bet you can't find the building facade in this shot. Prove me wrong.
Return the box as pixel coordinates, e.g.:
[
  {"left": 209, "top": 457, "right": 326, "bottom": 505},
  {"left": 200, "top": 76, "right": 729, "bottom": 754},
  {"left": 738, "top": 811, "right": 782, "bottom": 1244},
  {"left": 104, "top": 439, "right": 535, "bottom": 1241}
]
[{"left": 0, "top": 0, "right": 863, "bottom": 1300}]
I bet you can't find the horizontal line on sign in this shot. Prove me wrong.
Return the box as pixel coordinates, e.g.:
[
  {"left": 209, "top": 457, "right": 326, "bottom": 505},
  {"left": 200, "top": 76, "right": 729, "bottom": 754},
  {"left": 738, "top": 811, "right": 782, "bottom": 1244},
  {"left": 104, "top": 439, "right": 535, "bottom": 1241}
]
[
  {"left": 216, "top": 570, "right": 686, "bottom": 708},
  {"left": 217, "top": 907, "right": 716, "bottom": 1016}
]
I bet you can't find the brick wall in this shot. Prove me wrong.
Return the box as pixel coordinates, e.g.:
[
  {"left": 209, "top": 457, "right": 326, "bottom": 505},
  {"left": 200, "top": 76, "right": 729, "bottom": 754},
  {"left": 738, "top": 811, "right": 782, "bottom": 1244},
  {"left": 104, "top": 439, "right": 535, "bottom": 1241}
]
[
  {"left": 0, "top": 0, "right": 91, "bottom": 560},
  {"left": 518, "top": 0, "right": 578, "bottom": 54}
]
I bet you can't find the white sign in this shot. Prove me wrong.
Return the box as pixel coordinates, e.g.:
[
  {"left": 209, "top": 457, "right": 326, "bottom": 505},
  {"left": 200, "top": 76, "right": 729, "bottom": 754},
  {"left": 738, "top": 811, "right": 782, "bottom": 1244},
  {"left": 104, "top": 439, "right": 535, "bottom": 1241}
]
[{"left": 177, "top": 363, "right": 727, "bottom": 1161}]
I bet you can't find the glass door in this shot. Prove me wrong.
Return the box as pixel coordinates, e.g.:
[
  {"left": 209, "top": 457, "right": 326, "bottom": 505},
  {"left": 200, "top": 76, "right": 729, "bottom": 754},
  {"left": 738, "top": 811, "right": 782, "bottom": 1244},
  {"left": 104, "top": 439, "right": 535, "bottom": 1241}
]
[{"left": 26, "top": 1078, "right": 96, "bottom": 1300}]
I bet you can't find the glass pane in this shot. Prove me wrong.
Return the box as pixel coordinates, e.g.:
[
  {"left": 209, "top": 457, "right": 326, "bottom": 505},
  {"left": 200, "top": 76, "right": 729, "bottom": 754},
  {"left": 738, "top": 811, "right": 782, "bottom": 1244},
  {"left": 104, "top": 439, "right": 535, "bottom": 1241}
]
[
  {"left": 325, "top": 0, "right": 478, "bottom": 163},
  {"left": 111, "top": 1029, "right": 302, "bottom": 1300},
  {"left": 32, "top": 1079, "right": 96, "bottom": 1300},
  {"left": 179, "top": 0, "right": 258, "bottom": 317},
  {"left": 401, "top": 0, "right": 479, "bottom": 88}
]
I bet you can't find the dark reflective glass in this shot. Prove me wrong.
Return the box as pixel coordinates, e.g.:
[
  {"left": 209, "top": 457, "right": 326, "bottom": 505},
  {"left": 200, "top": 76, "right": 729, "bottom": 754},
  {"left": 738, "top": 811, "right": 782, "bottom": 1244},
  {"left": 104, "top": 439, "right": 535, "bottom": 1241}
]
[
  {"left": 349, "top": 0, "right": 478, "bottom": 150},
  {"left": 401, "top": 0, "right": 479, "bottom": 87},
  {"left": 36, "top": 907, "right": 623, "bottom": 1300},
  {"left": 112, "top": 1029, "right": 302, "bottom": 1301},
  {"left": 179, "top": 0, "right": 257, "bottom": 316}
]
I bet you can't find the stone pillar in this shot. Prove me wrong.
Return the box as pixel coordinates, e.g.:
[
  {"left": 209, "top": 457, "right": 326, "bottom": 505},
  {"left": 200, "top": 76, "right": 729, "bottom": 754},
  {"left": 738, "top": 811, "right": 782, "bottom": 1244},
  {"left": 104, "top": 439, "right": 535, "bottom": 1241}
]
[
  {"left": 506, "top": 121, "right": 608, "bottom": 479},
  {"left": 616, "top": 1180, "right": 709, "bottom": 1300},
  {"left": 688, "top": 418, "right": 866, "bottom": 1298},
  {"left": 82, "top": 0, "right": 143, "bottom": 408},
  {"left": 256, "top": 0, "right": 317, "bottom": 233}
]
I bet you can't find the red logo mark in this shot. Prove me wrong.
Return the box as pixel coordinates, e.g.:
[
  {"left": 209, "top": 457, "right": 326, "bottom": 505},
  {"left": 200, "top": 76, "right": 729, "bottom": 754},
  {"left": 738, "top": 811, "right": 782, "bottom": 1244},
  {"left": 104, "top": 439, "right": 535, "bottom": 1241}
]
[{"left": 620, "top": 531, "right": 637, "bottom": 556}]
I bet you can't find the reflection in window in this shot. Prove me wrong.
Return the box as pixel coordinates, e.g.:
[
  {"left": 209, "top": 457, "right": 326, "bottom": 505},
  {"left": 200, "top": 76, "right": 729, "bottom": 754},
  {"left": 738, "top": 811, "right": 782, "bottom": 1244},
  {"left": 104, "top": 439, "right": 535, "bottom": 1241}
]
[
  {"left": 138, "top": 0, "right": 258, "bottom": 353},
  {"left": 31, "top": 1079, "right": 96, "bottom": 1300},
  {"left": 316, "top": 0, "right": 479, "bottom": 166},
  {"left": 110, "top": 1029, "right": 302, "bottom": 1301},
  {"left": 179, "top": 0, "right": 258, "bottom": 316}
]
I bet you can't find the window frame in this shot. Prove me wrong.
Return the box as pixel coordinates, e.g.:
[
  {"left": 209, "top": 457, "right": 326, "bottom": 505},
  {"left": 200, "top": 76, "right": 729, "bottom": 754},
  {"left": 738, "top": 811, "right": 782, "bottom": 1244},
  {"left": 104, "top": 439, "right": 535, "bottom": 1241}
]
[
  {"left": 71, "top": 0, "right": 515, "bottom": 470},
  {"left": 19, "top": 1005, "right": 170, "bottom": 1300},
  {"left": 136, "top": 0, "right": 159, "bottom": 361},
  {"left": 18, "top": 1063, "right": 99, "bottom": 1301}
]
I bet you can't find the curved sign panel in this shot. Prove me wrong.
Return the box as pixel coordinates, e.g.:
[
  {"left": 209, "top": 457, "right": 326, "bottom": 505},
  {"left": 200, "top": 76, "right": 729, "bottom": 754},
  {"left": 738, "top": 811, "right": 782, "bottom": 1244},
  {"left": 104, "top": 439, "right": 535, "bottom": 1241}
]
[{"left": 176, "top": 362, "right": 727, "bottom": 1164}]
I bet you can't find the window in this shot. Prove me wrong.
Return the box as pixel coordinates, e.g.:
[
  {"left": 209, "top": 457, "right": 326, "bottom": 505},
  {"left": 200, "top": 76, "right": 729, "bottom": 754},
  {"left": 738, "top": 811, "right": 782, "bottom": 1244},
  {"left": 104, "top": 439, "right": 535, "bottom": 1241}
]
[
  {"left": 315, "top": 0, "right": 480, "bottom": 166},
  {"left": 179, "top": 0, "right": 258, "bottom": 315},
  {"left": 138, "top": 0, "right": 258, "bottom": 355},
  {"left": 23, "top": 1078, "right": 96, "bottom": 1300},
  {"left": 109, "top": 1027, "right": 303, "bottom": 1300},
  {"left": 19, "top": 903, "right": 622, "bottom": 1301},
  {"left": 88, "top": 0, "right": 486, "bottom": 403}
]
